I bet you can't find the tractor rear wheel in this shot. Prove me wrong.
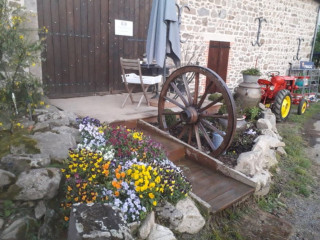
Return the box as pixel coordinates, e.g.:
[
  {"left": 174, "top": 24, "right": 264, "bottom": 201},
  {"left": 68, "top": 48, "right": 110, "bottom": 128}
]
[
  {"left": 273, "top": 89, "right": 292, "bottom": 122},
  {"left": 298, "top": 99, "right": 307, "bottom": 115}
]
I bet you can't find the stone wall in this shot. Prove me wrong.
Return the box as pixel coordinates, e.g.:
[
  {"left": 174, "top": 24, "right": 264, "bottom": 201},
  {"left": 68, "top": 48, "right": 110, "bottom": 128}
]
[
  {"left": 177, "top": 0, "right": 319, "bottom": 90},
  {"left": 10, "top": 0, "right": 42, "bottom": 80}
]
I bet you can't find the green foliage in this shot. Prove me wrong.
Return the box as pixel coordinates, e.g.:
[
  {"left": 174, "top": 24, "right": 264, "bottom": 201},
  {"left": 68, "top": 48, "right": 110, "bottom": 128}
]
[
  {"left": 0, "top": 0, "right": 45, "bottom": 124},
  {"left": 244, "top": 106, "right": 261, "bottom": 121},
  {"left": 0, "top": 200, "right": 16, "bottom": 218},
  {"left": 241, "top": 68, "right": 261, "bottom": 76},
  {"left": 208, "top": 92, "right": 222, "bottom": 102}
]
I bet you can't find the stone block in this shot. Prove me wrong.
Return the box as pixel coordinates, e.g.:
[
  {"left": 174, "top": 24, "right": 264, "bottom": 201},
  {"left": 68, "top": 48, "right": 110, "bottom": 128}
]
[
  {"left": 139, "top": 211, "right": 155, "bottom": 239},
  {"left": 0, "top": 169, "right": 16, "bottom": 188},
  {"left": 67, "top": 203, "right": 133, "bottom": 240},
  {"left": 174, "top": 197, "right": 205, "bottom": 234},
  {"left": 147, "top": 224, "right": 176, "bottom": 240}
]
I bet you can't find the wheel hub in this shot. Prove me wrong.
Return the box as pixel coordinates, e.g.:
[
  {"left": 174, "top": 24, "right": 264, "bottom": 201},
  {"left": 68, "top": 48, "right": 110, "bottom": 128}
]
[{"left": 180, "top": 107, "right": 198, "bottom": 124}]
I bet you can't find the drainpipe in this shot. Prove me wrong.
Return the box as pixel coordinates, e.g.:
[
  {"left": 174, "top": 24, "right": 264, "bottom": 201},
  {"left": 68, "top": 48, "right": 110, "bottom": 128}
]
[{"left": 310, "top": 5, "right": 320, "bottom": 61}]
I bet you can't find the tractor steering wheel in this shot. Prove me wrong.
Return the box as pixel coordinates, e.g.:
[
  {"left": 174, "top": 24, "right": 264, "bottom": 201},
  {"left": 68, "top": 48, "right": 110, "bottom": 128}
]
[{"left": 267, "top": 71, "right": 280, "bottom": 77}]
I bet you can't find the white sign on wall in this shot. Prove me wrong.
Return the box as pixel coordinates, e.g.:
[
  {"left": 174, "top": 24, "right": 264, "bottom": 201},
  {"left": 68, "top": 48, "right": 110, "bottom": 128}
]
[{"left": 115, "top": 19, "right": 133, "bottom": 36}]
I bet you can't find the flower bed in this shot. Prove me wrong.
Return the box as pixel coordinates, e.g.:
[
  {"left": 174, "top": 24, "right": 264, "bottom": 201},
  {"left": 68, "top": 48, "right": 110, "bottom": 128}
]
[{"left": 61, "top": 117, "right": 192, "bottom": 223}]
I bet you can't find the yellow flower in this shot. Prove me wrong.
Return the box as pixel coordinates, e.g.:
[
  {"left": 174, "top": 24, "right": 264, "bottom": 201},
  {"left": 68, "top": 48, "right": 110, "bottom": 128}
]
[
  {"left": 61, "top": 169, "right": 66, "bottom": 172},
  {"left": 149, "top": 182, "right": 155, "bottom": 188},
  {"left": 19, "top": 35, "right": 24, "bottom": 39},
  {"left": 16, "top": 123, "right": 21, "bottom": 127},
  {"left": 153, "top": 201, "right": 157, "bottom": 206},
  {"left": 0, "top": 122, "right": 2, "bottom": 126},
  {"left": 148, "top": 193, "right": 155, "bottom": 199},
  {"left": 67, "top": 186, "right": 72, "bottom": 191},
  {"left": 155, "top": 176, "right": 161, "bottom": 184},
  {"left": 32, "top": 62, "right": 36, "bottom": 67},
  {"left": 66, "top": 174, "right": 70, "bottom": 179},
  {"left": 39, "top": 101, "right": 44, "bottom": 105},
  {"left": 92, "top": 174, "right": 96, "bottom": 179}
]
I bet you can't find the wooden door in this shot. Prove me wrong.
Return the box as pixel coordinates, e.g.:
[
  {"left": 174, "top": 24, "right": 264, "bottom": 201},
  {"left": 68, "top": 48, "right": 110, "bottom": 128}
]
[
  {"left": 206, "top": 41, "right": 230, "bottom": 93},
  {"left": 37, "top": 0, "right": 152, "bottom": 98}
]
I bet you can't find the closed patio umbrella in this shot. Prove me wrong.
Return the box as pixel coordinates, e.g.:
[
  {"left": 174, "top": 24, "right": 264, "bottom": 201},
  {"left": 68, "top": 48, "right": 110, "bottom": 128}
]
[{"left": 146, "top": 0, "right": 181, "bottom": 68}]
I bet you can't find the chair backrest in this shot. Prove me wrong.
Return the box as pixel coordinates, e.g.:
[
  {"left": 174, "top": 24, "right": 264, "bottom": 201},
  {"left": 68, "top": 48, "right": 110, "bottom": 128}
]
[{"left": 120, "top": 57, "right": 142, "bottom": 74}]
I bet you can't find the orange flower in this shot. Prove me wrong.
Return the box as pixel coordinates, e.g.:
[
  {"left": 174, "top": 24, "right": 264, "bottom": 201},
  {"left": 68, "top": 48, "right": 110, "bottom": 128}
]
[
  {"left": 114, "top": 191, "right": 120, "bottom": 197},
  {"left": 103, "top": 163, "right": 109, "bottom": 170},
  {"left": 112, "top": 181, "right": 117, "bottom": 188},
  {"left": 116, "top": 173, "right": 121, "bottom": 179},
  {"left": 64, "top": 216, "right": 69, "bottom": 221},
  {"left": 120, "top": 172, "right": 126, "bottom": 178}
]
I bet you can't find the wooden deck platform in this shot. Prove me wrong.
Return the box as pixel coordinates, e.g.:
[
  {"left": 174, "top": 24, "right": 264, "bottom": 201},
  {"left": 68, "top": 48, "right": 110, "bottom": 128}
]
[{"left": 113, "top": 119, "right": 255, "bottom": 214}]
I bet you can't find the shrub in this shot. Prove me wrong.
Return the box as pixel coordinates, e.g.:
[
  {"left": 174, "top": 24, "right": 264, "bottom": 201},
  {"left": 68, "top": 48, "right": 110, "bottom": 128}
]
[{"left": 241, "top": 68, "right": 261, "bottom": 76}]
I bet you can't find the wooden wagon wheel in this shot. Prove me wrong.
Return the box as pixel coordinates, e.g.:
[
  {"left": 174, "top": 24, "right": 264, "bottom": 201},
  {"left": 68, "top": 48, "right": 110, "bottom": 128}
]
[{"left": 158, "top": 65, "right": 236, "bottom": 157}]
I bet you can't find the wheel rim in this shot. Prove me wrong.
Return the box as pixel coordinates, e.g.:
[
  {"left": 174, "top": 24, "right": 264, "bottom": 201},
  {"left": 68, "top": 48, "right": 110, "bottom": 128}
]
[
  {"left": 302, "top": 101, "right": 307, "bottom": 114},
  {"left": 158, "top": 65, "right": 236, "bottom": 157},
  {"left": 281, "top": 96, "right": 291, "bottom": 118}
]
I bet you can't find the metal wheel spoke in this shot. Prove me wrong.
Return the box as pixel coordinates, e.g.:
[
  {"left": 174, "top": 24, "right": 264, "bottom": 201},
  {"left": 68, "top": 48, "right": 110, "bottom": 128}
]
[
  {"left": 164, "top": 96, "right": 185, "bottom": 109},
  {"left": 197, "top": 82, "right": 213, "bottom": 108},
  {"left": 199, "top": 96, "right": 224, "bottom": 112},
  {"left": 164, "top": 120, "right": 183, "bottom": 131},
  {"left": 170, "top": 82, "right": 189, "bottom": 106},
  {"left": 198, "top": 123, "right": 216, "bottom": 151},
  {"left": 194, "top": 124, "right": 202, "bottom": 151},
  {"left": 193, "top": 72, "right": 200, "bottom": 105},
  {"left": 200, "top": 119, "right": 225, "bottom": 136}
]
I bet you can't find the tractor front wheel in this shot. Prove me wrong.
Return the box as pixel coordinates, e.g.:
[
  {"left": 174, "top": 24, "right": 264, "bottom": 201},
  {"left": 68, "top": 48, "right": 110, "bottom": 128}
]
[
  {"left": 273, "top": 89, "right": 292, "bottom": 122},
  {"left": 298, "top": 99, "right": 307, "bottom": 115}
]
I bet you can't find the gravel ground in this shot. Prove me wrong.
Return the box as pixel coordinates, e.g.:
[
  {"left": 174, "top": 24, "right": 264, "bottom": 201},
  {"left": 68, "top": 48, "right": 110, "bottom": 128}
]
[{"left": 284, "top": 112, "right": 320, "bottom": 240}]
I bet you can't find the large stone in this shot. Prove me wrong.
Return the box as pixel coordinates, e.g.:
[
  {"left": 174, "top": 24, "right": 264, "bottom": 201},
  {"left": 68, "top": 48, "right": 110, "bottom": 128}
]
[
  {"left": 276, "top": 146, "right": 287, "bottom": 156},
  {"left": 261, "top": 109, "right": 277, "bottom": 132},
  {"left": 36, "top": 110, "right": 78, "bottom": 127},
  {"left": 147, "top": 224, "right": 176, "bottom": 240},
  {"left": 155, "top": 201, "right": 183, "bottom": 229},
  {"left": 35, "top": 200, "right": 47, "bottom": 219},
  {"left": 0, "top": 217, "right": 37, "bottom": 240},
  {"left": 235, "top": 150, "right": 264, "bottom": 176},
  {"left": 0, "top": 169, "right": 16, "bottom": 187},
  {"left": 0, "top": 218, "right": 4, "bottom": 229},
  {"left": 253, "top": 135, "right": 285, "bottom": 152},
  {"left": 68, "top": 203, "right": 133, "bottom": 240},
  {"left": 38, "top": 208, "right": 61, "bottom": 240},
  {"left": 256, "top": 118, "right": 272, "bottom": 130},
  {"left": 174, "top": 197, "right": 205, "bottom": 234},
  {"left": 13, "top": 168, "right": 61, "bottom": 200},
  {"left": 139, "top": 211, "right": 155, "bottom": 239},
  {"left": 33, "top": 122, "right": 50, "bottom": 132},
  {"left": 52, "top": 126, "right": 81, "bottom": 143},
  {"left": 264, "top": 149, "right": 278, "bottom": 168},
  {"left": 1, "top": 154, "right": 51, "bottom": 173},
  {"left": 251, "top": 170, "right": 272, "bottom": 196},
  {"left": 261, "top": 129, "right": 282, "bottom": 140},
  {"left": 32, "top": 132, "right": 76, "bottom": 162}
]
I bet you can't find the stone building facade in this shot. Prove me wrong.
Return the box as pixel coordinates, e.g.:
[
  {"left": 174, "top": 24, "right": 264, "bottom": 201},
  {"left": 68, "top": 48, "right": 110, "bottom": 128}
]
[
  {"left": 16, "top": 0, "right": 319, "bottom": 93},
  {"left": 177, "top": 0, "right": 319, "bottom": 90}
]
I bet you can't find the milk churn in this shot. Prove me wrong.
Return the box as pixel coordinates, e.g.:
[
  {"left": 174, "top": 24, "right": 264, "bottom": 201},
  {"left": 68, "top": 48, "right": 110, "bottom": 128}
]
[{"left": 234, "top": 82, "right": 262, "bottom": 109}]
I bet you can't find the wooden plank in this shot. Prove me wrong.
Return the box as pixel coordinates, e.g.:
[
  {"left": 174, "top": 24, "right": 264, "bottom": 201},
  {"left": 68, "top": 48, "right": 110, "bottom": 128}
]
[
  {"left": 73, "top": 0, "right": 83, "bottom": 93},
  {"left": 100, "top": 0, "right": 109, "bottom": 91},
  {"left": 36, "top": 0, "right": 47, "bottom": 92},
  {"left": 87, "top": 0, "right": 95, "bottom": 92},
  {"left": 94, "top": 0, "right": 102, "bottom": 92},
  {"left": 58, "top": 0, "right": 69, "bottom": 95},
  {"left": 50, "top": 0, "right": 62, "bottom": 95},
  {"left": 80, "top": 0, "right": 89, "bottom": 92},
  {"left": 108, "top": 0, "right": 115, "bottom": 93},
  {"left": 66, "top": 0, "right": 76, "bottom": 94},
  {"left": 42, "top": 0, "right": 56, "bottom": 96}
]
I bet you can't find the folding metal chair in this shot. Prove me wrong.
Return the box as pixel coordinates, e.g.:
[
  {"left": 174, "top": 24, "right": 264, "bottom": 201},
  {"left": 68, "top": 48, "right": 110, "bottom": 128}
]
[{"left": 120, "top": 57, "right": 161, "bottom": 108}]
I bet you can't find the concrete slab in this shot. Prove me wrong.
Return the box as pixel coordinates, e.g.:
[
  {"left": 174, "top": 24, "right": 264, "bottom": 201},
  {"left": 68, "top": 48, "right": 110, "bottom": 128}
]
[{"left": 49, "top": 93, "right": 158, "bottom": 124}]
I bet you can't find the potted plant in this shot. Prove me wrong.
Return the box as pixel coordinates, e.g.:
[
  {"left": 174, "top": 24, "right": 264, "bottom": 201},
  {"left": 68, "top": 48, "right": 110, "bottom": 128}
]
[{"left": 241, "top": 68, "right": 261, "bottom": 83}]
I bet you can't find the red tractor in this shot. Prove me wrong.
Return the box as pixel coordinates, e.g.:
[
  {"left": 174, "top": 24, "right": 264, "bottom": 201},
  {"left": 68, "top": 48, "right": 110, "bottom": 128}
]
[{"left": 258, "top": 71, "right": 308, "bottom": 122}]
